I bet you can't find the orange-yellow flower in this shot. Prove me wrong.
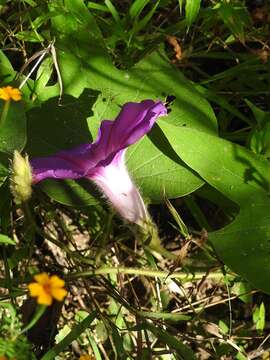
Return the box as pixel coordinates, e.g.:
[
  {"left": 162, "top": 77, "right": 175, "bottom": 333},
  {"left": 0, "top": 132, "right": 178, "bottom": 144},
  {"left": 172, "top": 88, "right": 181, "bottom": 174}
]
[
  {"left": 28, "top": 273, "right": 67, "bottom": 306},
  {"left": 0, "top": 86, "right": 21, "bottom": 101},
  {"left": 79, "top": 355, "right": 95, "bottom": 360}
]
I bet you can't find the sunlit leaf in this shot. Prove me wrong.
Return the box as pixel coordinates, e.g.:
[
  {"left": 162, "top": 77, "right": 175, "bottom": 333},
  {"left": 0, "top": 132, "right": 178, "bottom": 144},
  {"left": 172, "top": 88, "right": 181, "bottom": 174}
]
[
  {"left": 160, "top": 121, "right": 270, "bottom": 293},
  {"left": 27, "top": 0, "right": 217, "bottom": 205},
  {"left": 185, "top": 0, "right": 201, "bottom": 27},
  {"left": 0, "top": 234, "right": 16, "bottom": 245}
]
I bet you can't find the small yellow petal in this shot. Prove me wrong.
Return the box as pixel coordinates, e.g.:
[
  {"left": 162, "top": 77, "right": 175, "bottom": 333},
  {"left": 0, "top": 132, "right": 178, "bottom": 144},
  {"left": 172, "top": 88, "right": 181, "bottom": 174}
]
[
  {"left": 0, "top": 88, "right": 9, "bottom": 101},
  {"left": 10, "top": 88, "right": 21, "bottom": 101},
  {"left": 34, "top": 272, "right": 50, "bottom": 285},
  {"left": 51, "top": 287, "right": 67, "bottom": 301},
  {"left": 0, "top": 86, "right": 21, "bottom": 101},
  {"left": 50, "top": 275, "right": 65, "bottom": 288},
  {"left": 28, "top": 283, "right": 43, "bottom": 297},
  {"left": 37, "top": 291, "right": 53, "bottom": 306},
  {"left": 79, "top": 355, "right": 95, "bottom": 360}
]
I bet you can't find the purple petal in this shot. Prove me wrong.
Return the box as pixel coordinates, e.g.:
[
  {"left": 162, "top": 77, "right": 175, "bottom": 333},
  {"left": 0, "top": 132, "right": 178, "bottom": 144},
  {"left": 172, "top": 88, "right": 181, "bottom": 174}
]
[
  {"left": 88, "top": 100, "right": 167, "bottom": 169},
  {"left": 31, "top": 156, "right": 85, "bottom": 183},
  {"left": 30, "top": 100, "right": 167, "bottom": 183}
]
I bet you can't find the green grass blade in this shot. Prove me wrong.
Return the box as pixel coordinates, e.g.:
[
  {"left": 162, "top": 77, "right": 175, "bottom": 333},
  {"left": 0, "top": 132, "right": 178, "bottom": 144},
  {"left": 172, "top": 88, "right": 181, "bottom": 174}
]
[
  {"left": 87, "top": 2, "right": 110, "bottom": 12},
  {"left": 88, "top": 334, "right": 103, "bottom": 360},
  {"left": 41, "top": 311, "right": 97, "bottom": 360},
  {"left": 130, "top": 0, "right": 160, "bottom": 37},
  {"left": 184, "top": 195, "right": 211, "bottom": 231},
  {"left": 185, "top": 0, "right": 201, "bottom": 28},
  {"left": 178, "top": 0, "right": 183, "bottom": 13},
  {"left": 145, "top": 322, "right": 196, "bottom": 359},
  {"left": 110, "top": 322, "right": 128, "bottom": 359},
  {"left": 104, "top": 0, "right": 121, "bottom": 24},
  {"left": 129, "top": 0, "right": 150, "bottom": 19},
  {"left": 165, "top": 198, "right": 190, "bottom": 239},
  {"left": 217, "top": 2, "right": 251, "bottom": 43}
]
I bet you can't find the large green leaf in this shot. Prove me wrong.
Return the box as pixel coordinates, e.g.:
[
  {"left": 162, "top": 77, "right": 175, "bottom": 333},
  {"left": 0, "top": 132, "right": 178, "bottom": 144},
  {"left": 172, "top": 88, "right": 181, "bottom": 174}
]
[
  {"left": 127, "top": 125, "right": 203, "bottom": 202},
  {"left": 0, "top": 101, "right": 26, "bottom": 154},
  {"left": 0, "top": 50, "right": 16, "bottom": 84},
  {"left": 26, "top": 89, "right": 99, "bottom": 206},
  {"left": 159, "top": 120, "right": 270, "bottom": 293},
  {"left": 48, "top": 0, "right": 216, "bottom": 131},
  {"left": 27, "top": 0, "right": 217, "bottom": 205}
]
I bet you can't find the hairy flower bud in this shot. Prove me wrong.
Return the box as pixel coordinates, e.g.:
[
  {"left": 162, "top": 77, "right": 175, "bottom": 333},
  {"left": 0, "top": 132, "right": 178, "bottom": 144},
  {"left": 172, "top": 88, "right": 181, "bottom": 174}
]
[{"left": 10, "top": 151, "right": 32, "bottom": 204}]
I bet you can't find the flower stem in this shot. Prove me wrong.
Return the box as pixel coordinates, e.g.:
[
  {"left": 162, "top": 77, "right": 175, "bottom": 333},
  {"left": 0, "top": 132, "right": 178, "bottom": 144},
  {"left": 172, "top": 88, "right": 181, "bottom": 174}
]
[
  {"left": 0, "top": 100, "right": 10, "bottom": 126},
  {"left": 140, "top": 220, "right": 177, "bottom": 260},
  {"left": 20, "top": 304, "right": 47, "bottom": 334},
  {"left": 66, "top": 267, "right": 224, "bottom": 282}
]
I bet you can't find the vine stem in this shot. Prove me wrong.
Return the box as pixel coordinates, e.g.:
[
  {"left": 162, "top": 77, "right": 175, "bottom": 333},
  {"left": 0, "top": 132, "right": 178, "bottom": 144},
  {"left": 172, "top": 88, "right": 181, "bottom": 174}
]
[
  {"left": 66, "top": 267, "right": 224, "bottom": 282},
  {"left": 0, "top": 100, "right": 10, "bottom": 126}
]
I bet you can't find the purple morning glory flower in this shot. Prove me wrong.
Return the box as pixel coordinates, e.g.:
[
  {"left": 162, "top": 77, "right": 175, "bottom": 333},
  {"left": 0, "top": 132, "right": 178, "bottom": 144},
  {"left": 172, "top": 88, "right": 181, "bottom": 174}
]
[{"left": 30, "top": 100, "right": 167, "bottom": 225}]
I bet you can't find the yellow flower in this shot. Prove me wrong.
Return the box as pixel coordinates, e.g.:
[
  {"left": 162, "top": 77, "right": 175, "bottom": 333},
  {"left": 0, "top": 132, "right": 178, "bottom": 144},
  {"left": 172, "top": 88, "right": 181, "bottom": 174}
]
[
  {"left": 28, "top": 273, "right": 67, "bottom": 306},
  {"left": 0, "top": 86, "right": 21, "bottom": 101},
  {"left": 79, "top": 355, "right": 95, "bottom": 360}
]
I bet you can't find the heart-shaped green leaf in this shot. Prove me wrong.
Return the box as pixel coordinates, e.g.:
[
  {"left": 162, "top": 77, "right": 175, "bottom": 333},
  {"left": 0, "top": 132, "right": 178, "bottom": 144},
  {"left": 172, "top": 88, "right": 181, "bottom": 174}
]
[
  {"left": 26, "top": 89, "right": 99, "bottom": 206},
  {"left": 27, "top": 0, "right": 217, "bottom": 205},
  {"left": 0, "top": 101, "right": 26, "bottom": 154},
  {"left": 159, "top": 120, "right": 270, "bottom": 293}
]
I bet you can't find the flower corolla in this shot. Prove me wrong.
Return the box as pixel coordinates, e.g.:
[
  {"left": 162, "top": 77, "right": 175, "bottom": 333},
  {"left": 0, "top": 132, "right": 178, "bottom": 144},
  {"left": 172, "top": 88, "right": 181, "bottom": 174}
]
[
  {"left": 28, "top": 273, "right": 67, "bottom": 306},
  {"left": 30, "top": 100, "right": 167, "bottom": 225}
]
